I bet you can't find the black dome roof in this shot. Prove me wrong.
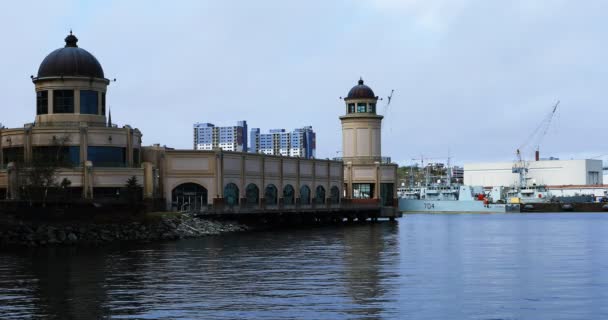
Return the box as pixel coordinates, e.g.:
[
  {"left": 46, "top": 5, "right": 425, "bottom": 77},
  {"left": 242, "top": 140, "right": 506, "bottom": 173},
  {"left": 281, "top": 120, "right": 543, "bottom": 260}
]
[
  {"left": 346, "top": 78, "right": 375, "bottom": 100},
  {"left": 37, "top": 33, "right": 105, "bottom": 79}
]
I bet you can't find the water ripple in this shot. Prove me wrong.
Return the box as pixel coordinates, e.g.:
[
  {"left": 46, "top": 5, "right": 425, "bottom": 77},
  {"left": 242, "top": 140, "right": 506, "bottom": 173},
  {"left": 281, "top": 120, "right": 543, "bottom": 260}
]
[{"left": 1, "top": 214, "right": 608, "bottom": 319}]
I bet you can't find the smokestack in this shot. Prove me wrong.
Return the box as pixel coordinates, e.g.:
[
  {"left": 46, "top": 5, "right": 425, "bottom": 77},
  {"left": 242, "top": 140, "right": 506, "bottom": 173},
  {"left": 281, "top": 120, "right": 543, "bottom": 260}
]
[{"left": 535, "top": 150, "right": 540, "bottom": 161}]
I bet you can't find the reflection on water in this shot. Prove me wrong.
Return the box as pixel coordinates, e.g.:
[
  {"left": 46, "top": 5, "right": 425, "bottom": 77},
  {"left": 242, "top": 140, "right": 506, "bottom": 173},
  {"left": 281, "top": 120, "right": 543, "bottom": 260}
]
[{"left": 1, "top": 214, "right": 608, "bottom": 319}]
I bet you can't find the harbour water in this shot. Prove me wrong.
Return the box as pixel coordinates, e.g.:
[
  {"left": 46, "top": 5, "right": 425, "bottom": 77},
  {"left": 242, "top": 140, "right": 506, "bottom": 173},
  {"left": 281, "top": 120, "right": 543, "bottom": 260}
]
[{"left": 1, "top": 213, "right": 608, "bottom": 319}]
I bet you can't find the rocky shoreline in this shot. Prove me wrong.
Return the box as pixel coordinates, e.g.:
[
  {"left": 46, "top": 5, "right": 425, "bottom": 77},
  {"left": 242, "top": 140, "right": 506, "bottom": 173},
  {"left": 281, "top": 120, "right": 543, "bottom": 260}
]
[{"left": 0, "top": 213, "right": 248, "bottom": 247}]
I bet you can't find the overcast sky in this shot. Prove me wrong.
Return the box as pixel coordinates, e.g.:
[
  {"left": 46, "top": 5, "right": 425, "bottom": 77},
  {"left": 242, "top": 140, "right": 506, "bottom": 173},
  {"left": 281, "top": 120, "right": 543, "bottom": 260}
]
[{"left": 1, "top": 0, "right": 606, "bottom": 166}]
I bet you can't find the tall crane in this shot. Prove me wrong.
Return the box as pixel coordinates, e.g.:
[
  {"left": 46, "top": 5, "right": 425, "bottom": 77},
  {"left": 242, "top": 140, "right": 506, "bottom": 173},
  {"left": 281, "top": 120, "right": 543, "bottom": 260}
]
[
  {"left": 382, "top": 89, "right": 395, "bottom": 116},
  {"left": 517, "top": 100, "right": 560, "bottom": 161},
  {"left": 381, "top": 89, "right": 395, "bottom": 135},
  {"left": 512, "top": 101, "right": 559, "bottom": 188}
]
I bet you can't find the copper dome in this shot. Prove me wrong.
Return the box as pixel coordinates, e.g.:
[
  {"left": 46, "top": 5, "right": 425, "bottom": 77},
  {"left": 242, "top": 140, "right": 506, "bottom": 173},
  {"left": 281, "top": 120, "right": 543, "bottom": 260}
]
[
  {"left": 37, "top": 33, "right": 105, "bottom": 79},
  {"left": 346, "top": 78, "right": 376, "bottom": 100}
]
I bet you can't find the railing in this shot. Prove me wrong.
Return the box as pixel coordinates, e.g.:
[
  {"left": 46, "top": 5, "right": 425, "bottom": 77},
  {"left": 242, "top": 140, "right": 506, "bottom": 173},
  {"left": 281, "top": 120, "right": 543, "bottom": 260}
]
[
  {"left": 189, "top": 198, "right": 386, "bottom": 215},
  {"left": 332, "top": 156, "right": 393, "bottom": 164}
]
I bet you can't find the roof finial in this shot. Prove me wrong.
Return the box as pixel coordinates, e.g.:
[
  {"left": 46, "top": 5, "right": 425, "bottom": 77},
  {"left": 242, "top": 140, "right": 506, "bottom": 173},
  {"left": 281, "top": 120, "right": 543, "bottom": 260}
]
[
  {"left": 358, "top": 77, "right": 364, "bottom": 85},
  {"left": 108, "top": 108, "right": 113, "bottom": 127},
  {"left": 64, "top": 31, "right": 78, "bottom": 48}
]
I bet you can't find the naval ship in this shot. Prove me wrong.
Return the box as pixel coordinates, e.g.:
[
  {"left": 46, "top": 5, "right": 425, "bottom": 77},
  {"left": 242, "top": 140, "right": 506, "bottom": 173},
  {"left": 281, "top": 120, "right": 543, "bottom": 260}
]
[
  {"left": 398, "top": 185, "right": 508, "bottom": 213},
  {"left": 398, "top": 153, "right": 552, "bottom": 213}
]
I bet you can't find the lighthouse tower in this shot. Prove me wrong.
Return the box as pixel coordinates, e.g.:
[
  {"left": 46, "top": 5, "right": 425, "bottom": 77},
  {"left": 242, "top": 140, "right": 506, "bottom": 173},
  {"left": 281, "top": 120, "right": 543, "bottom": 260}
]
[
  {"left": 340, "top": 78, "right": 383, "bottom": 165},
  {"left": 340, "top": 79, "right": 396, "bottom": 206}
]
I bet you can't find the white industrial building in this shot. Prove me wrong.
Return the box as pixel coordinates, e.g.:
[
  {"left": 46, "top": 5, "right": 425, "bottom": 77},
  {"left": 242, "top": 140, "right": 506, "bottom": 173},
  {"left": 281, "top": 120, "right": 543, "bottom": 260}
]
[{"left": 464, "top": 159, "right": 603, "bottom": 187}]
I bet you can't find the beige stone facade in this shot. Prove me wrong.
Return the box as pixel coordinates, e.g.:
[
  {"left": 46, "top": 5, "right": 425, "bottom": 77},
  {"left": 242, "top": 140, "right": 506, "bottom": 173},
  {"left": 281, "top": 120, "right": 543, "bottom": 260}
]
[
  {"left": 340, "top": 80, "right": 398, "bottom": 206},
  {"left": 142, "top": 147, "right": 343, "bottom": 211},
  {"left": 0, "top": 34, "right": 396, "bottom": 216}
]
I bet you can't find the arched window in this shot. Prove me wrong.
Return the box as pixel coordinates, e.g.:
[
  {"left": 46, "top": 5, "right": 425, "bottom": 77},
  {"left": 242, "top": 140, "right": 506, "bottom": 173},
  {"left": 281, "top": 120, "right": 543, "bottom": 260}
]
[
  {"left": 172, "top": 183, "right": 207, "bottom": 212},
  {"left": 315, "top": 186, "right": 326, "bottom": 204},
  {"left": 283, "top": 184, "right": 295, "bottom": 205},
  {"left": 265, "top": 184, "right": 278, "bottom": 205},
  {"left": 245, "top": 183, "right": 259, "bottom": 206},
  {"left": 300, "top": 185, "right": 311, "bottom": 205},
  {"left": 330, "top": 186, "right": 340, "bottom": 204},
  {"left": 224, "top": 183, "right": 239, "bottom": 207}
]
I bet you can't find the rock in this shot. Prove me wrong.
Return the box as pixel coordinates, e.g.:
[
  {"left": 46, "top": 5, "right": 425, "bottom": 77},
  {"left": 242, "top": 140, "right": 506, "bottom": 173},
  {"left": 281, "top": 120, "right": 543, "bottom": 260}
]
[
  {"left": 57, "top": 230, "right": 67, "bottom": 242},
  {"left": 47, "top": 229, "right": 57, "bottom": 242},
  {"left": 67, "top": 233, "right": 78, "bottom": 242}
]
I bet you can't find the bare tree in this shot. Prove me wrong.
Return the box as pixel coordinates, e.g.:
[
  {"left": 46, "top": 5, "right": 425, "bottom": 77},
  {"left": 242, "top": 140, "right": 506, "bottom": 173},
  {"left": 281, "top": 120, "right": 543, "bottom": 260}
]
[{"left": 19, "top": 135, "right": 72, "bottom": 206}]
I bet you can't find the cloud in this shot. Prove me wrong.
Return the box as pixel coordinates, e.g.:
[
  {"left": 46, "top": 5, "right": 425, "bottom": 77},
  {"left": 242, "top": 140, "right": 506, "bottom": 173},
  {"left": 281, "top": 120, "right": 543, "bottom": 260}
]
[{"left": 369, "top": 0, "right": 472, "bottom": 31}]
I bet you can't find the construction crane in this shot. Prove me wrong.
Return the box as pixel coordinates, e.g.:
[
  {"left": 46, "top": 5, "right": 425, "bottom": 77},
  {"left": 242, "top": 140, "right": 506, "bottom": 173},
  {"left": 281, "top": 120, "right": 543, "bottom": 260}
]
[
  {"left": 517, "top": 100, "right": 560, "bottom": 161},
  {"left": 382, "top": 89, "right": 395, "bottom": 116}
]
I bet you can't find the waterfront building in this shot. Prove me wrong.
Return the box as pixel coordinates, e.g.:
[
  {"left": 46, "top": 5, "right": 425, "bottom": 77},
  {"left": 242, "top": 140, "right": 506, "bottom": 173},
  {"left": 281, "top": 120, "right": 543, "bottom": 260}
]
[
  {"left": 464, "top": 159, "right": 603, "bottom": 187},
  {"left": 193, "top": 121, "right": 247, "bottom": 152},
  {"left": 0, "top": 32, "right": 144, "bottom": 200},
  {"left": 0, "top": 33, "right": 349, "bottom": 213},
  {"left": 249, "top": 126, "right": 316, "bottom": 159},
  {"left": 340, "top": 79, "right": 397, "bottom": 206}
]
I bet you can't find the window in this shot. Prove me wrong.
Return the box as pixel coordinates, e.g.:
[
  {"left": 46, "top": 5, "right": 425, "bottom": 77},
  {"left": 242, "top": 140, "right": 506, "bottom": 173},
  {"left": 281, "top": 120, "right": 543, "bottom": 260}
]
[
  {"left": 265, "top": 184, "right": 278, "bottom": 205},
  {"left": 330, "top": 186, "right": 340, "bottom": 204},
  {"left": 380, "top": 183, "right": 394, "bottom": 206},
  {"left": 347, "top": 103, "right": 356, "bottom": 113},
  {"left": 224, "top": 183, "right": 239, "bottom": 207},
  {"left": 357, "top": 103, "right": 367, "bottom": 113},
  {"left": 101, "top": 92, "right": 106, "bottom": 116},
  {"left": 133, "top": 148, "right": 141, "bottom": 167},
  {"left": 93, "top": 187, "right": 123, "bottom": 200},
  {"left": 53, "top": 90, "right": 74, "bottom": 113},
  {"left": 36, "top": 91, "right": 48, "bottom": 115},
  {"left": 80, "top": 90, "right": 98, "bottom": 115},
  {"left": 283, "top": 184, "right": 294, "bottom": 205},
  {"left": 87, "top": 146, "right": 126, "bottom": 167},
  {"left": 315, "top": 186, "right": 325, "bottom": 204},
  {"left": 300, "top": 185, "right": 311, "bottom": 204},
  {"left": 368, "top": 103, "right": 376, "bottom": 113},
  {"left": 2, "top": 147, "right": 24, "bottom": 168},
  {"left": 33, "top": 146, "right": 80, "bottom": 167},
  {"left": 353, "top": 183, "right": 374, "bottom": 199}
]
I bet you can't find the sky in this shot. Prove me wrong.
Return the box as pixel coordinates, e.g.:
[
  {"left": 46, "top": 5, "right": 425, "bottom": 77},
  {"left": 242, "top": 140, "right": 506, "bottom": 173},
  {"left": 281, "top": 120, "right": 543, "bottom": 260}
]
[{"left": 1, "top": 0, "right": 607, "bottom": 166}]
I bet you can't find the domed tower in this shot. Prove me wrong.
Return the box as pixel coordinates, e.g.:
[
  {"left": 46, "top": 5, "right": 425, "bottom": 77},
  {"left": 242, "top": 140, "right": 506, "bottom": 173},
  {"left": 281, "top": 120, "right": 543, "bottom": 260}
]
[
  {"left": 32, "top": 32, "right": 109, "bottom": 126},
  {"left": 0, "top": 32, "right": 144, "bottom": 200},
  {"left": 340, "top": 78, "right": 383, "bottom": 165},
  {"left": 340, "top": 78, "right": 397, "bottom": 208}
]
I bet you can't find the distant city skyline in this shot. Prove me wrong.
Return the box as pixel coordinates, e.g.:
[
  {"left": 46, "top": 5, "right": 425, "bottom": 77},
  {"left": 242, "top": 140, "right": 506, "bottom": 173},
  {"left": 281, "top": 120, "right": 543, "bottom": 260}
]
[
  {"left": 1, "top": 1, "right": 607, "bottom": 166},
  {"left": 250, "top": 126, "right": 316, "bottom": 159}
]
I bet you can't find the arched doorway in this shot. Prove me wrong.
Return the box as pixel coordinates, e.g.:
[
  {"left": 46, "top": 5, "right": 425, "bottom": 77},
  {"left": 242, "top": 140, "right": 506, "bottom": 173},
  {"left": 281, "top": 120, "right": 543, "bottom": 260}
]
[
  {"left": 224, "top": 183, "right": 239, "bottom": 207},
  {"left": 330, "top": 186, "right": 340, "bottom": 204},
  {"left": 315, "top": 186, "right": 326, "bottom": 204},
  {"left": 265, "top": 184, "right": 278, "bottom": 205},
  {"left": 245, "top": 183, "right": 259, "bottom": 206},
  {"left": 283, "top": 184, "right": 295, "bottom": 205},
  {"left": 300, "top": 185, "right": 311, "bottom": 205},
  {"left": 172, "top": 183, "right": 207, "bottom": 211}
]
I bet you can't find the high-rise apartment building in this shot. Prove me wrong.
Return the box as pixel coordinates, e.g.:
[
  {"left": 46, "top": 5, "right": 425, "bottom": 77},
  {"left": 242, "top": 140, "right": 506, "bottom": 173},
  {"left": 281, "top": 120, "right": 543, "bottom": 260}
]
[
  {"left": 193, "top": 121, "right": 248, "bottom": 152},
  {"left": 249, "top": 126, "right": 316, "bottom": 158}
]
